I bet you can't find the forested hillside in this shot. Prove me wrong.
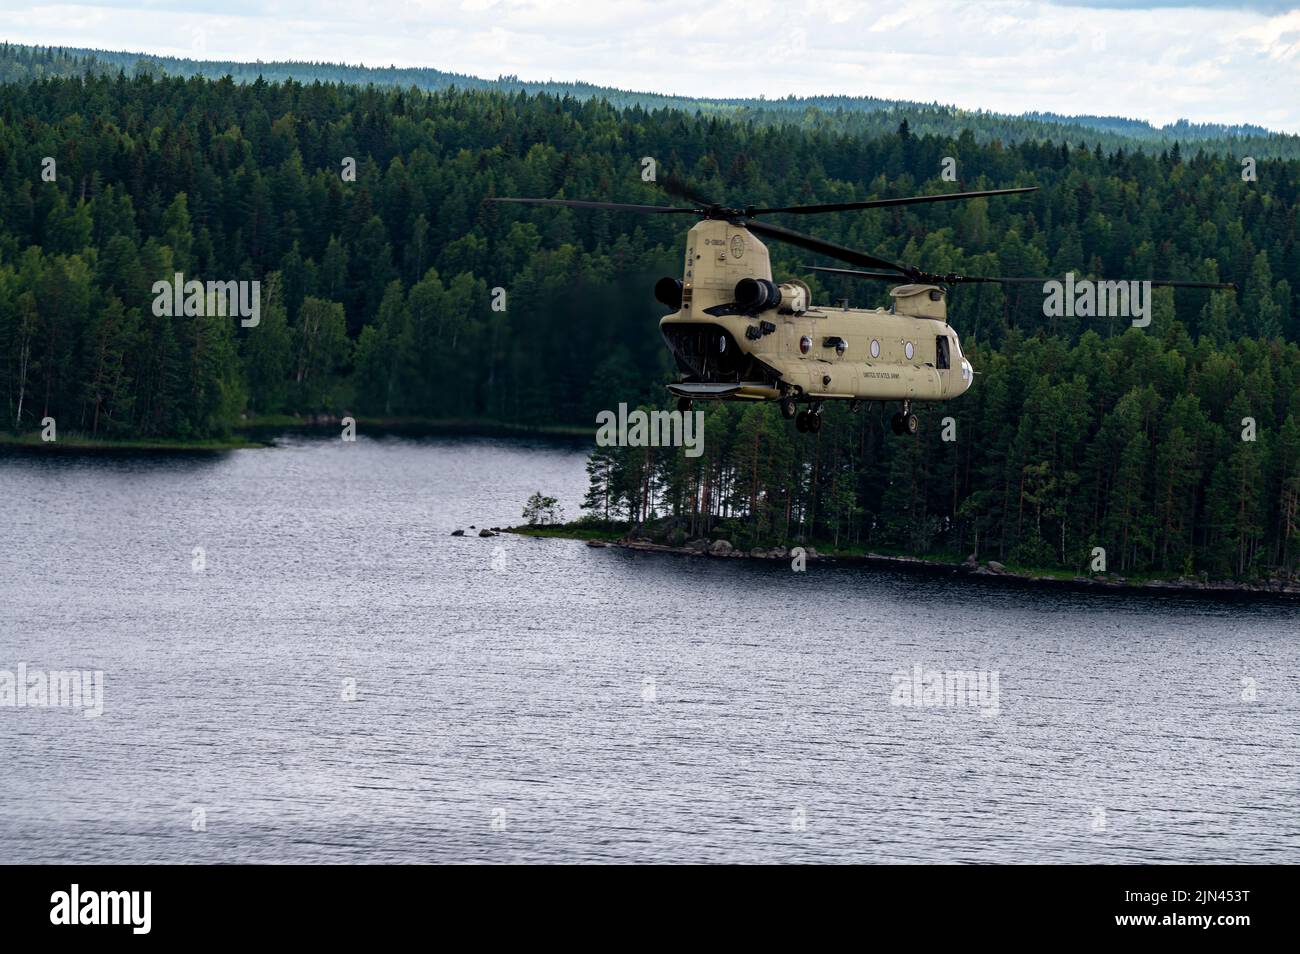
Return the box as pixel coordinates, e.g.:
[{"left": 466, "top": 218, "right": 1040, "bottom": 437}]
[
  {"left": 2, "top": 41, "right": 1296, "bottom": 158},
  {"left": 1, "top": 66, "right": 1298, "bottom": 578}
]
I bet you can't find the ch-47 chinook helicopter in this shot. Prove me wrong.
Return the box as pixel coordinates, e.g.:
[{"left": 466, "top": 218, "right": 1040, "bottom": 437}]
[{"left": 490, "top": 183, "right": 1233, "bottom": 435}]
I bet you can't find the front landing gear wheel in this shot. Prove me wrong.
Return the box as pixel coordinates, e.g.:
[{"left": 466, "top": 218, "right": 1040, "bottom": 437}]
[
  {"left": 890, "top": 411, "right": 919, "bottom": 435},
  {"left": 780, "top": 397, "right": 798, "bottom": 420},
  {"left": 677, "top": 397, "right": 693, "bottom": 413},
  {"left": 808, "top": 412, "right": 822, "bottom": 434}
]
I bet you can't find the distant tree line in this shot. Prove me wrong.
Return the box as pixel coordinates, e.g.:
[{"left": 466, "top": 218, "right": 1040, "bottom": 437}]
[{"left": 1, "top": 41, "right": 1296, "bottom": 159}]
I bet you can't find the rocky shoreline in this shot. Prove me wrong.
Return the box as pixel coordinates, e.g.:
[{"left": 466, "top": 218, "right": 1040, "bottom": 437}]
[{"left": 496, "top": 526, "right": 1300, "bottom": 600}]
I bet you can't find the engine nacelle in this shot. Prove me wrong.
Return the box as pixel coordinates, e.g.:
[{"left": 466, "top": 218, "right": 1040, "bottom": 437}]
[
  {"left": 734, "top": 277, "right": 778, "bottom": 311},
  {"left": 734, "top": 277, "right": 809, "bottom": 314},
  {"left": 890, "top": 283, "right": 946, "bottom": 320},
  {"left": 655, "top": 276, "right": 683, "bottom": 308},
  {"left": 777, "top": 280, "right": 809, "bottom": 314}
]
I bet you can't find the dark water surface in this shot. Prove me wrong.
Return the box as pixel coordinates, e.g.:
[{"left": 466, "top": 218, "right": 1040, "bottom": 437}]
[{"left": 2, "top": 435, "right": 1297, "bottom": 863}]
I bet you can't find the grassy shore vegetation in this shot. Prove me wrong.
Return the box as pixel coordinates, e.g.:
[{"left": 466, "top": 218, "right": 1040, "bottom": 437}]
[
  {"left": 239, "top": 415, "right": 590, "bottom": 438},
  {"left": 0, "top": 58, "right": 1297, "bottom": 581},
  {"left": 1, "top": 416, "right": 586, "bottom": 450},
  {"left": 511, "top": 519, "right": 626, "bottom": 543},
  {"left": 0, "top": 431, "right": 266, "bottom": 451},
  {"left": 506, "top": 515, "right": 1200, "bottom": 584}
]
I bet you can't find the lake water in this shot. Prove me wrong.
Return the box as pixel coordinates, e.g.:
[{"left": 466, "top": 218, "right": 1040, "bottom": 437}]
[{"left": 1, "top": 434, "right": 1297, "bottom": 864}]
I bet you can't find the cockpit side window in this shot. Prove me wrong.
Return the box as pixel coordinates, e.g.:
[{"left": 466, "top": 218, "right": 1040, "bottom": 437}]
[{"left": 936, "top": 335, "right": 951, "bottom": 370}]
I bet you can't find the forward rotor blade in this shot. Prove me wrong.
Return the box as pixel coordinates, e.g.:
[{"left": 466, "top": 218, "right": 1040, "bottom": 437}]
[
  {"left": 487, "top": 197, "right": 699, "bottom": 214},
  {"left": 752, "top": 187, "right": 1037, "bottom": 216},
  {"left": 743, "top": 221, "right": 910, "bottom": 274}
]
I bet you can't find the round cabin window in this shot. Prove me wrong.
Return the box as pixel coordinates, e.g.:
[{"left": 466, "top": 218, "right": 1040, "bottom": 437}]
[
  {"left": 905, "top": 341, "right": 915, "bottom": 360},
  {"left": 835, "top": 339, "right": 847, "bottom": 356},
  {"left": 870, "top": 339, "right": 880, "bottom": 358},
  {"left": 799, "top": 335, "right": 812, "bottom": 355}
]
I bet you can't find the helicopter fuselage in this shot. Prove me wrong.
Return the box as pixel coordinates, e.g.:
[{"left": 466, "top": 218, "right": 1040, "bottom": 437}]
[{"left": 658, "top": 219, "right": 973, "bottom": 407}]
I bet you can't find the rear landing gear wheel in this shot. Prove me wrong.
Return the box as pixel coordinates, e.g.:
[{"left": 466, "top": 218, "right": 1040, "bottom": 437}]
[
  {"left": 780, "top": 397, "right": 798, "bottom": 420},
  {"left": 890, "top": 412, "right": 906, "bottom": 435},
  {"left": 677, "top": 397, "right": 693, "bottom": 413},
  {"left": 797, "top": 410, "right": 822, "bottom": 434},
  {"left": 905, "top": 412, "right": 919, "bottom": 435}
]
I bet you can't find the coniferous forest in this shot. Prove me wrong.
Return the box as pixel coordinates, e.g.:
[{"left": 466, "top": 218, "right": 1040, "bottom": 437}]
[{"left": 2, "top": 53, "right": 1299, "bottom": 580}]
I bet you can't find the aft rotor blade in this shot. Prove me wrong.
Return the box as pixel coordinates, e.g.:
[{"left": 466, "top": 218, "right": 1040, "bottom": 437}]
[
  {"left": 808, "top": 265, "right": 1236, "bottom": 291},
  {"left": 742, "top": 220, "right": 910, "bottom": 274},
  {"left": 752, "top": 187, "right": 1037, "bottom": 216},
  {"left": 1147, "top": 279, "right": 1237, "bottom": 290},
  {"left": 806, "top": 265, "right": 1045, "bottom": 285},
  {"left": 954, "top": 275, "right": 1054, "bottom": 285},
  {"left": 488, "top": 197, "right": 699, "bottom": 214},
  {"left": 953, "top": 275, "right": 1238, "bottom": 290}
]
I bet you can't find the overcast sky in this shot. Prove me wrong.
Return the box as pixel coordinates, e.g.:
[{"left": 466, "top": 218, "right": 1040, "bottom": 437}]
[{"left": 3, "top": 0, "right": 1298, "bottom": 131}]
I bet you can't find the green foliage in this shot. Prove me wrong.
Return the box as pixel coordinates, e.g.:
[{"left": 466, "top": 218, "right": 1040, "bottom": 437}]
[
  {"left": 586, "top": 332, "right": 1300, "bottom": 581},
  {"left": 523, "top": 491, "right": 563, "bottom": 526}
]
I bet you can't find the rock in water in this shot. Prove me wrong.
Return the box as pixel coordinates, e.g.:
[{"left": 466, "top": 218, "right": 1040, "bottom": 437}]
[
  {"left": 451, "top": 529, "right": 465, "bottom": 536},
  {"left": 479, "top": 529, "right": 497, "bottom": 537}
]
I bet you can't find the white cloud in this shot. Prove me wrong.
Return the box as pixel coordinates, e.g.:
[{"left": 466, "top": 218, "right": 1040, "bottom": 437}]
[{"left": 2, "top": 0, "right": 1296, "bottom": 130}]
